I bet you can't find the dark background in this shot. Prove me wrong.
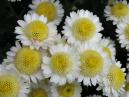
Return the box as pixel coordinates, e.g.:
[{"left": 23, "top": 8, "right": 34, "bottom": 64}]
[{"left": 0, "top": 0, "right": 128, "bottom": 96}]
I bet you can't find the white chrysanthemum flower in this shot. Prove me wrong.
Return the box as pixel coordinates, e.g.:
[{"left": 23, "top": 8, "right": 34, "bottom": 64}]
[
  {"left": 62, "top": 9, "right": 103, "bottom": 45},
  {"left": 3, "top": 42, "right": 45, "bottom": 83},
  {"left": 8, "top": 0, "right": 21, "bottom": 2},
  {"left": 15, "top": 13, "right": 57, "bottom": 49},
  {"left": 29, "top": 0, "right": 64, "bottom": 25},
  {"left": 52, "top": 34, "right": 67, "bottom": 45},
  {"left": 42, "top": 44, "right": 80, "bottom": 85},
  {"left": 85, "top": 95, "right": 102, "bottom": 97},
  {"left": 76, "top": 43, "right": 111, "bottom": 86},
  {"left": 104, "top": 0, "right": 129, "bottom": 25},
  {"left": 124, "top": 92, "right": 129, "bottom": 97},
  {"left": 28, "top": 80, "right": 51, "bottom": 97},
  {"left": 97, "top": 61, "right": 126, "bottom": 97},
  {"left": 0, "top": 65, "right": 30, "bottom": 97},
  {"left": 122, "top": 73, "right": 129, "bottom": 97},
  {"left": 116, "top": 20, "right": 129, "bottom": 50},
  {"left": 100, "top": 37, "right": 116, "bottom": 60},
  {"left": 51, "top": 82, "right": 82, "bottom": 97}
]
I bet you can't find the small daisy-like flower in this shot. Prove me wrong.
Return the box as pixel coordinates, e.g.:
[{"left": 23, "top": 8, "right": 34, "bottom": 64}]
[
  {"left": 104, "top": 0, "right": 129, "bottom": 25},
  {"left": 3, "top": 42, "right": 44, "bottom": 83},
  {"left": 116, "top": 20, "right": 129, "bottom": 50},
  {"left": 0, "top": 66, "right": 30, "bottom": 97},
  {"left": 8, "top": 0, "right": 21, "bottom": 2},
  {"left": 100, "top": 37, "right": 116, "bottom": 60},
  {"left": 42, "top": 44, "right": 80, "bottom": 85},
  {"left": 98, "top": 61, "right": 126, "bottom": 97},
  {"left": 51, "top": 82, "right": 82, "bottom": 97},
  {"left": 28, "top": 81, "right": 51, "bottom": 97},
  {"left": 77, "top": 43, "right": 110, "bottom": 86},
  {"left": 15, "top": 13, "right": 57, "bottom": 49},
  {"left": 62, "top": 9, "right": 103, "bottom": 45},
  {"left": 29, "top": 0, "right": 64, "bottom": 25}
]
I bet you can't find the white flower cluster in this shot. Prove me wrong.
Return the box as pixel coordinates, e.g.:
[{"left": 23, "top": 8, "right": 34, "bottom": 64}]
[
  {"left": 0, "top": 0, "right": 128, "bottom": 97},
  {"left": 105, "top": 0, "right": 129, "bottom": 49},
  {"left": 105, "top": 0, "right": 129, "bottom": 97}
]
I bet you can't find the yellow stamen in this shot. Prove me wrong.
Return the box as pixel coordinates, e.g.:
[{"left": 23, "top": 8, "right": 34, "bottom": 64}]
[
  {"left": 15, "top": 47, "right": 42, "bottom": 75},
  {"left": 111, "top": 3, "right": 129, "bottom": 18},
  {"left": 28, "top": 88, "right": 48, "bottom": 97},
  {"left": 36, "top": 2, "right": 57, "bottom": 22},
  {"left": 125, "top": 82, "right": 129, "bottom": 91},
  {"left": 103, "top": 47, "right": 112, "bottom": 59},
  {"left": 124, "top": 24, "right": 129, "bottom": 40},
  {"left": 107, "top": 65, "right": 125, "bottom": 90},
  {"left": 72, "top": 18, "right": 96, "bottom": 41},
  {"left": 57, "top": 83, "right": 76, "bottom": 97},
  {"left": 24, "top": 20, "right": 48, "bottom": 41},
  {"left": 80, "top": 50, "right": 104, "bottom": 77},
  {"left": 51, "top": 52, "right": 72, "bottom": 75},
  {"left": 0, "top": 75, "right": 20, "bottom": 97}
]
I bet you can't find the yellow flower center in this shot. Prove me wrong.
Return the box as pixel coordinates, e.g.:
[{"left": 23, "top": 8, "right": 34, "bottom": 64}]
[
  {"left": 35, "top": 2, "right": 57, "bottom": 22},
  {"left": 0, "top": 75, "right": 20, "bottom": 97},
  {"left": 125, "top": 82, "right": 129, "bottom": 91},
  {"left": 24, "top": 20, "right": 48, "bottom": 41},
  {"left": 57, "top": 83, "right": 76, "bottom": 97},
  {"left": 28, "top": 88, "right": 48, "bottom": 97},
  {"left": 51, "top": 52, "right": 72, "bottom": 75},
  {"left": 111, "top": 3, "right": 129, "bottom": 18},
  {"left": 107, "top": 65, "right": 125, "bottom": 90},
  {"left": 80, "top": 50, "right": 104, "bottom": 77},
  {"left": 72, "top": 18, "right": 96, "bottom": 41},
  {"left": 124, "top": 24, "right": 129, "bottom": 40},
  {"left": 15, "top": 47, "right": 42, "bottom": 75},
  {"left": 103, "top": 47, "right": 112, "bottom": 59}
]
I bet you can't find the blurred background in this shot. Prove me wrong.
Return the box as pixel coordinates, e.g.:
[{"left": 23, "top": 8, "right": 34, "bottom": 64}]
[{"left": 0, "top": 0, "right": 128, "bottom": 96}]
